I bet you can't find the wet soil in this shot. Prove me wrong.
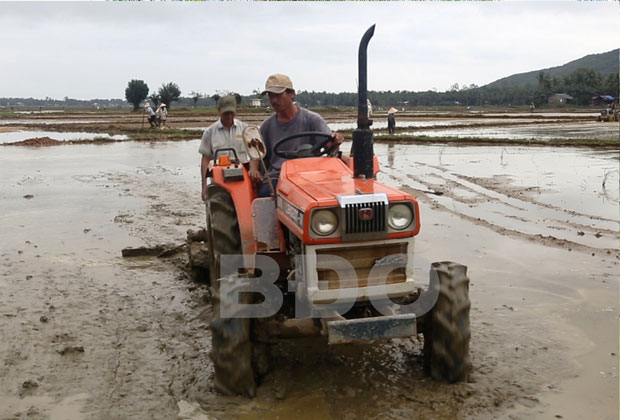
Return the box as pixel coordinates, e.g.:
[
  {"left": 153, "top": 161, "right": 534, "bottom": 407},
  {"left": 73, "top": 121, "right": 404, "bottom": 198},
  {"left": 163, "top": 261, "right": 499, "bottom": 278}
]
[
  {"left": 8, "top": 137, "right": 63, "bottom": 146},
  {"left": 0, "top": 109, "right": 618, "bottom": 420},
  {"left": 0, "top": 106, "right": 618, "bottom": 147}
]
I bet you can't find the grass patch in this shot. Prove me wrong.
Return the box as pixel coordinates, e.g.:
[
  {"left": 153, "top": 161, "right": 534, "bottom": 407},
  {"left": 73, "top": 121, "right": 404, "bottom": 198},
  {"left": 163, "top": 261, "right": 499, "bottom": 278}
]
[{"left": 127, "top": 127, "right": 203, "bottom": 141}]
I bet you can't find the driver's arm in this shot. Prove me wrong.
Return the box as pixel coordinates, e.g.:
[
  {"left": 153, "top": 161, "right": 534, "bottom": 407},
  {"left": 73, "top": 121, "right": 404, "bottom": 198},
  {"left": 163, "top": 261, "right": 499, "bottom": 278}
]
[{"left": 248, "top": 160, "right": 261, "bottom": 183}]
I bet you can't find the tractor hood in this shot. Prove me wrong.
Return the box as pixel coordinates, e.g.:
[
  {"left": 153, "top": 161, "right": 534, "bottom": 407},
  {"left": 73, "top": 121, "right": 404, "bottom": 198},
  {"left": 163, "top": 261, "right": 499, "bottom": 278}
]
[{"left": 278, "top": 157, "right": 410, "bottom": 206}]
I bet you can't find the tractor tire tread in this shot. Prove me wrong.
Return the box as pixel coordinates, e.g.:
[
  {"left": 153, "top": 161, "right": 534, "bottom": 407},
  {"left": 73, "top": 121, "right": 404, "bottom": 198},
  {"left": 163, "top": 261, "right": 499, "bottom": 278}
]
[
  {"left": 209, "top": 274, "right": 256, "bottom": 397},
  {"left": 423, "top": 261, "right": 472, "bottom": 383}
]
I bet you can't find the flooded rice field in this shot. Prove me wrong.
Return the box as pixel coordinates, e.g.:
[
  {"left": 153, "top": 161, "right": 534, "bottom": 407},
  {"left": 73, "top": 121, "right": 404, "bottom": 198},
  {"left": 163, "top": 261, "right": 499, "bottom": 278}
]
[
  {"left": 374, "top": 143, "right": 619, "bottom": 250},
  {"left": 13, "top": 110, "right": 66, "bottom": 115},
  {"left": 328, "top": 118, "right": 568, "bottom": 131},
  {"left": 0, "top": 131, "right": 128, "bottom": 144},
  {"left": 397, "top": 121, "right": 619, "bottom": 141},
  {"left": 0, "top": 108, "right": 618, "bottom": 420},
  {"left": 0, "top": 120, "right": 113, "bottom": 126}
]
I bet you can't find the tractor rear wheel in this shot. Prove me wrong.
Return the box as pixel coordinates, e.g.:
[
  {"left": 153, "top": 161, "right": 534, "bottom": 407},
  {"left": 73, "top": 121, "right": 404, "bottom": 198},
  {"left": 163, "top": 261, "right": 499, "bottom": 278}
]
[
  {"left": 206, "top": 191, "right": 257, "bottom": 396},
  {"left": 209, "top": 274, "right": 256, "bottom": 397},
  {"left": 423, "top": 261, "right": 472, "bottom": 383},
  {"left": 206, "top": 190, "right": 241, "bottom": 284}
]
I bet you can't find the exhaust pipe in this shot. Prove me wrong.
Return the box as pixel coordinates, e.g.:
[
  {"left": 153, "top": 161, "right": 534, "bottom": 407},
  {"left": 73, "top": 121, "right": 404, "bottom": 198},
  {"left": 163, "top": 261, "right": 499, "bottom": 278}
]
[{"left": 352, "top": 24, "right": 376, "bottom": 180}]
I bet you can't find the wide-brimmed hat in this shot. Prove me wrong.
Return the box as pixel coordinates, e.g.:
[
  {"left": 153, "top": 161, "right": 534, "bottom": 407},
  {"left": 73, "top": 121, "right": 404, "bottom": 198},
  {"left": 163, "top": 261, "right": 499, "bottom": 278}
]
[
  {"left": 159, "top": 103, "right": 166, "bottom": 108},
  {"left": 388, "top": 107, "right": 398, "bottom": 114},
  {"left": 217, "top": 95, "right": 236, "bottom": 113},
  {"left": 261, "top": 73, "right": 293, "bottom": 95},
  {"left": 144, "top": 103, "right": 151, "bottom": 108}
]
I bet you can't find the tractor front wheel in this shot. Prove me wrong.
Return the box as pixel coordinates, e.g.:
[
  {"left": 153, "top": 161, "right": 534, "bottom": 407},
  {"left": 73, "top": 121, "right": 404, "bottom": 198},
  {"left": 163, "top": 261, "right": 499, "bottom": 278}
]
[{"left": 423, "top": 261, "right": 472, "bottom": 383}]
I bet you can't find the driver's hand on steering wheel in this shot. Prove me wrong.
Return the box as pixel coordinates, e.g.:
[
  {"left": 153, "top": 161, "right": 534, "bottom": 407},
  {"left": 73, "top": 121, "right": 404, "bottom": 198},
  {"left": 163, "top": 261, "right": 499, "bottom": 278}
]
[{"left": 330, "top": 132, "right": 344, "bottom": 149}]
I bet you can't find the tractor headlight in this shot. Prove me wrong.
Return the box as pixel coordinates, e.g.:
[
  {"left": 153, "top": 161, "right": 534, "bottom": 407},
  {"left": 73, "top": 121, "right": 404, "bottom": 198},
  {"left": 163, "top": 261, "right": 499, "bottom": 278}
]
[
  {"left": 388, "top": 203, "right": 413, "bottom": 230},
  {"left": 311, "top": 209, "right": 338, "bottom": 236}
]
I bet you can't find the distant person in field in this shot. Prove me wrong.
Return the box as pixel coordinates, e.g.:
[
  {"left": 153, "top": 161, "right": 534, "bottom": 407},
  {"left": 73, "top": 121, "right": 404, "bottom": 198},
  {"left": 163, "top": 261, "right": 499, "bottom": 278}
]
[
  {"left": 387, "top": 111, "right": 396, "bottom": 134},
  {"left": 156, "top": 103, "right": 168, "bottom": 128},
  {"left": 145, "top": 103, "right": 157, "bottom": 128},
  {"left": 198, "top": 95, "right": 250, "bottom": 201}
]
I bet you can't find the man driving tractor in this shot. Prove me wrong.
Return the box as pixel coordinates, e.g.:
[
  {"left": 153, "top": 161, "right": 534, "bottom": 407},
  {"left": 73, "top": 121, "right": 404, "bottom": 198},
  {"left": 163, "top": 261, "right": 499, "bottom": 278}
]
[{"left": 249, "top": 73, "right": 345, "bottom": 197}]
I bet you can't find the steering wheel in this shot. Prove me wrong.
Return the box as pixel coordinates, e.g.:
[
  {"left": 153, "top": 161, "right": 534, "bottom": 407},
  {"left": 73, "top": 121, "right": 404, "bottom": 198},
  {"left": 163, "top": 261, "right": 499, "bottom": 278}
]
[{"left": 273, "top": 131, "right": 338, "bottom": 159}]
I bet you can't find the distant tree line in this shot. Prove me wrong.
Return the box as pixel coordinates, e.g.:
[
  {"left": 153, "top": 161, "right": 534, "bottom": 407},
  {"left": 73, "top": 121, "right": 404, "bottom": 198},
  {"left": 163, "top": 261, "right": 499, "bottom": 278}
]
[
  {"left": 531, "top": 68, "right": 618, "bottom": 106},
  {"left": 3, "top": 68, "right": 616, "bottom": 109},
  {"left": 295, "top": 68, "right": 618, "bottom": 108},
  {"left": 296, "top": 68, "right": 619, "bottom": 107}
]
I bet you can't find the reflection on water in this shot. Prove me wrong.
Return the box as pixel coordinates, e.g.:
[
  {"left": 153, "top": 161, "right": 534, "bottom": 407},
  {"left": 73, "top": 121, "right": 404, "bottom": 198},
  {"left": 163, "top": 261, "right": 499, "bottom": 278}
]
[
  {"left": 0, "top": 119, "right": 111, "bottom": 126},
  {"left": 373, "top": 142, "right": 619, "bottom": 250},
  {"left": 0, "top": 130, "right": 128, "bottom": 144},
  {"left": 13, "top": 110, "right": 65, "bottom": 114},
  {"left": 328, "top": 118, "right": 565, "bottom": 131},
  {"left": 395, "top": 121, "right": 619, "bottom": 141}
]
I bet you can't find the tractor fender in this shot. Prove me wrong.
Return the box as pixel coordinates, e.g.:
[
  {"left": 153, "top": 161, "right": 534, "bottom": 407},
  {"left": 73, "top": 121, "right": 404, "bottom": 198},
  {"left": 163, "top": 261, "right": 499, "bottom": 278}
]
[{"left": 208, "top": 166, "right": 258, "bottom": 261}]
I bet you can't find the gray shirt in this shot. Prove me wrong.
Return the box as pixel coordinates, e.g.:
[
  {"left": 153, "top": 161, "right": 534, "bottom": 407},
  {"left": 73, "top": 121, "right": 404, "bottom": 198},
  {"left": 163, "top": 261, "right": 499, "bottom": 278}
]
[
  {"left": 198, "top": 118, "right": 249, "bottom": 163},
  {"left": 260, "top": 106, "right": 331, "bottom": 178}
]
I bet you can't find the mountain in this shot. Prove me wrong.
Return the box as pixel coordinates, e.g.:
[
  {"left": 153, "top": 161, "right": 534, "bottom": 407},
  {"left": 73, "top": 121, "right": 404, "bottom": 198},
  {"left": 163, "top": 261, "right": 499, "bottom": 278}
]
[{"left": 484, "top": 49, "right": 619, "bottom": 89}]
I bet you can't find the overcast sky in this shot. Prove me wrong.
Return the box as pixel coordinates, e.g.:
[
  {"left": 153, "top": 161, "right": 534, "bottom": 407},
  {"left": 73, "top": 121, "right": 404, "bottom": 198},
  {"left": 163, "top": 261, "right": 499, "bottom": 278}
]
[{"left": 0, "top": 1, "right": 618, "bottom": 100}]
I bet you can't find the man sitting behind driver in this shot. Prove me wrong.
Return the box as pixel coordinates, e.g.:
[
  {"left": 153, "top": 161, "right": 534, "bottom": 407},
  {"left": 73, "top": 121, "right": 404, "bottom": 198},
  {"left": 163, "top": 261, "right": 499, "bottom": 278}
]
[
  {"left": 199, "top": 95, "right": 249, "bottom": 201},
  {"left": 249, "top": 74, "right": 344, "bottom": 197}
]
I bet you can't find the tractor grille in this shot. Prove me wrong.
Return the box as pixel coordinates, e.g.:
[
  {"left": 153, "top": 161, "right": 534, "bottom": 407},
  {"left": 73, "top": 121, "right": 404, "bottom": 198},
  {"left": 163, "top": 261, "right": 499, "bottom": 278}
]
[
  {"left": 316, "top": 242, "right": 407, "bottom": 290},
  {"left": 344, "top": 201, "right": 386, "bottom": 235}
]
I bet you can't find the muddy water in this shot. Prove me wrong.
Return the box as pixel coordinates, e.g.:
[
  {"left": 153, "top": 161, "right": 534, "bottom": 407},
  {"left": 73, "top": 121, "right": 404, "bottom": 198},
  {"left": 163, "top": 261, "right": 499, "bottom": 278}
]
[
  {"left": 397, "top": 120, "right": 619, "bottom": 141},
  {"left": 328, "top": 118, "right": 572, "bottom": 131},
  {"left": 0, "top": 140, "right": 618, "bottom": 420},
  {"left": 373, "top": 142, "right": 619, "bottom": 250},
  {"left": 0, "top": 120, "right": 112, "bottom": 126},
  {"left": 0, "top": 131, "right": 128, "bottom": 143},
  {"left": 12, "top": 110, "right": 66, "bottom": 115}
]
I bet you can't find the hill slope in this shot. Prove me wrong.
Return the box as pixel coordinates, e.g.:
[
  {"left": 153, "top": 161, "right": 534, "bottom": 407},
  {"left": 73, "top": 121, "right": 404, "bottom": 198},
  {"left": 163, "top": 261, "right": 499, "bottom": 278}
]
[{"left": 485, "top": 49, "right": 619, "bottom": 89}]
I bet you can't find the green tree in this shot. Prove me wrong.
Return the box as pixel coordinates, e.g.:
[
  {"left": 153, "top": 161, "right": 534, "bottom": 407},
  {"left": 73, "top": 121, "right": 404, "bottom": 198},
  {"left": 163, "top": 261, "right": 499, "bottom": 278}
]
[
  {"left": 233, "top": 92, "right": 242, "bottom": 105},
  {"left": 125, "top": 79, "right": 149, "bottom": 111},
  {"left": 211, "top": 93, "right": 221, "bottom": 104},
  {"left": 563, "top": 67, "right": 603, "bottom": 105},
  {"left": 603, "top": 73, "right": 619, "bottom": 96},
  {"left": 189, "top": 91, "right": 203, "bottom": 108},
  {"left": 158, "top": 82, "right": 181, "bottom": 108},
  {"left": 148, "top": 93, "right": 160, "bottom": 107}
]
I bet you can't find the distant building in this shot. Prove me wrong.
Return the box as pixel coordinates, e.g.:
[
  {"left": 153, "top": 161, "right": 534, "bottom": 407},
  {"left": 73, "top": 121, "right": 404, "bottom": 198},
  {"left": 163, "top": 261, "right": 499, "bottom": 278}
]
[
  {"left": 591, "top": 95, "right": 615, "bottom": 106},
  {"left": 250, "top": 99, "right": 262, "bottom": 108},
  {"left": 548, "top": 93, "right": 574, "bottom": 105}
]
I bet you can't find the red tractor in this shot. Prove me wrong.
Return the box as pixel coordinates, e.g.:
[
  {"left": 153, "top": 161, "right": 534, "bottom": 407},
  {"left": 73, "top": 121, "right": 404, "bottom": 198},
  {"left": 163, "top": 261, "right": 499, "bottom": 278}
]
[{"left": 204, "top": 25, "right": 471, "bottom": 397}]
